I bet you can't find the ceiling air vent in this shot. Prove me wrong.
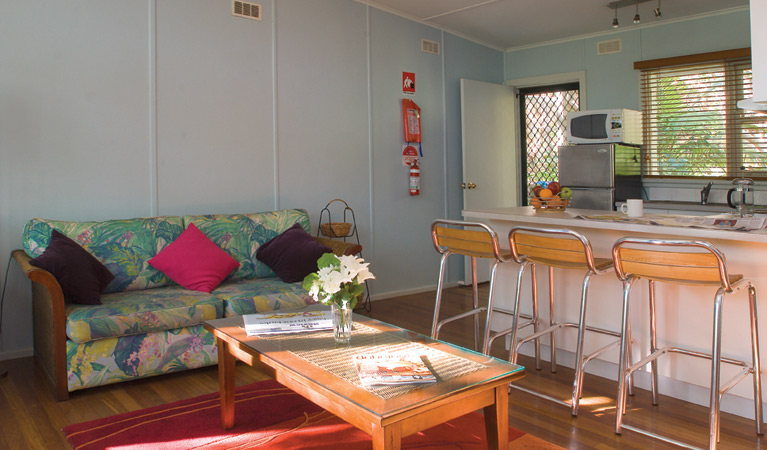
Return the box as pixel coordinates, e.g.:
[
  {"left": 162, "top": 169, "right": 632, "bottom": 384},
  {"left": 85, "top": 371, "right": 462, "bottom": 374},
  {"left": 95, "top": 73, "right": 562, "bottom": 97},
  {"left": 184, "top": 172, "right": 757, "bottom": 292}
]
[
  {"left": 597, "top": 39, "right": 621, "bottom": 55},
  {"left": 421, "top": 39, "right": 440, "bottom": 55},
  {"left": 232, "top": 0, "right": 261, "bottom": 21}
]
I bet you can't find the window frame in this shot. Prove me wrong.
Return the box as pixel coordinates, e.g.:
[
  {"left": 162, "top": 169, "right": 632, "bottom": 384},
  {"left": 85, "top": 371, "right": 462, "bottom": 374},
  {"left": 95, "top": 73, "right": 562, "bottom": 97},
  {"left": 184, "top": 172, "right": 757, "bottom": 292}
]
[{"left": 635, "top": 48, "right": 767, "bottom": 180}]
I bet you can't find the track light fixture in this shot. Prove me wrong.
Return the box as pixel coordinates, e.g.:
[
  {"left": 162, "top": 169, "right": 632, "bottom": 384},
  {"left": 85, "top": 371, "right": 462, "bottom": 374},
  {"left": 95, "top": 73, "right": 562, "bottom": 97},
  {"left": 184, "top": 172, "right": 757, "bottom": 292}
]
[{"left": 608, "top": 0, "right": 659, "bottom": 29}]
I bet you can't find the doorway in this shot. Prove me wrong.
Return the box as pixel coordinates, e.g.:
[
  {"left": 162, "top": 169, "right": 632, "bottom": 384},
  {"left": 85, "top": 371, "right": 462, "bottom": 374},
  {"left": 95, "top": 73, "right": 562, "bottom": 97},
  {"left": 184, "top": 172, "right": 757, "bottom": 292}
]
[{"left": 519, "top": 83, "right": 579, "bottom": 205}]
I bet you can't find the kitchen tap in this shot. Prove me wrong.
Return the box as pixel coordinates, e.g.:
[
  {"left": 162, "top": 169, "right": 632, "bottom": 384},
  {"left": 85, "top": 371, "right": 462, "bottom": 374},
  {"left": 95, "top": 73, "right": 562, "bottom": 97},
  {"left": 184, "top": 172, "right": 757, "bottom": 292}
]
[{"left": 701, "top": 181, "right": 713, "bottom": 205}]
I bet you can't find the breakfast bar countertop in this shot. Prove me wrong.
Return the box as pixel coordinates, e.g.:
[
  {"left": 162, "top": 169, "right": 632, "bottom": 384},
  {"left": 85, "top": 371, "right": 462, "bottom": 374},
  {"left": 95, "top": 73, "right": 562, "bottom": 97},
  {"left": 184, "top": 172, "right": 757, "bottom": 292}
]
[{"left": 462, "top": 206, "right": 767, "bottom": 243}]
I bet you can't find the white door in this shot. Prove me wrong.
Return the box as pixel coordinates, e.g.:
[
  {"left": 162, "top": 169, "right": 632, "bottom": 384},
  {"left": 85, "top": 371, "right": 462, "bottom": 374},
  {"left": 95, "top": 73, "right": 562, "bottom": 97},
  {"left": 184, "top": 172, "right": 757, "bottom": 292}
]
[{"left": 460, "top": 79, "right": 518, "bottom": 283}]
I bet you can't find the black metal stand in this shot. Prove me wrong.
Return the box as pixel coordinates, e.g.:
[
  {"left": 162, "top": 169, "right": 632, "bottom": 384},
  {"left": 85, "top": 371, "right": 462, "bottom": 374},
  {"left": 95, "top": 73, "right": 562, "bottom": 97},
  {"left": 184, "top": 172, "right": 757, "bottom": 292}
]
[{"left": 317, "top": 199, "right": 371, "bottom": 312}]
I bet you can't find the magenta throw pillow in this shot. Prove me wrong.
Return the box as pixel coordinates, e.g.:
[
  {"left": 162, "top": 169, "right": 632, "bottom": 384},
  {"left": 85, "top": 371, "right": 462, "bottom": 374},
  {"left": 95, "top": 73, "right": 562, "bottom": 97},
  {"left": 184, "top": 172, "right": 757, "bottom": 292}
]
[
  {"left": 30, "top": 229, "right": 115, "bottom": 305},
  {"left": 149, "top": 223, "right": 239, "bottom": 293},
  {"left": 256, "top": 223, "right": 332, "bottom": 283}
]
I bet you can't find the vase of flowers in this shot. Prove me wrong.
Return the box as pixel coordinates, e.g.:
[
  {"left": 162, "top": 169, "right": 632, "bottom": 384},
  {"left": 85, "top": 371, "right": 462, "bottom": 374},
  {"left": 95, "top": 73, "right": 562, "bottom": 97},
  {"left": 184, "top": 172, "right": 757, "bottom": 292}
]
[{"left": 303, "top": 253, "right": 374, "bottom": 344}]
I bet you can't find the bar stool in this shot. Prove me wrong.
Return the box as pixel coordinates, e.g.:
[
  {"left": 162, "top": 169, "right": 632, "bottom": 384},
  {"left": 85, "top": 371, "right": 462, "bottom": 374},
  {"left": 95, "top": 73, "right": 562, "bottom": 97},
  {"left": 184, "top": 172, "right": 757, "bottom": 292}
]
[
  {"left": 612, "top": 237, "right": 763, "bottom": 450},
  {"left": 430, "top": 219, "right": 521, "bottom": 353},
  {"left": 485, "top": 225, "right": 621, "bottom": 416}
]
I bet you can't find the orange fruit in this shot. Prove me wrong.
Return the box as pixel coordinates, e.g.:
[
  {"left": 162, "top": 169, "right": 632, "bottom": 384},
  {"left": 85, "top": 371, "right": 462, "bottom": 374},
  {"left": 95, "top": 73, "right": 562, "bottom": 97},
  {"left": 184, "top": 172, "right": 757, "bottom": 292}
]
[
  {"left": 530, "top": 197, "right": 542, "bottom": 208},
  {"left": 539, "top": 188, "right": 554, "bottom": 199}
]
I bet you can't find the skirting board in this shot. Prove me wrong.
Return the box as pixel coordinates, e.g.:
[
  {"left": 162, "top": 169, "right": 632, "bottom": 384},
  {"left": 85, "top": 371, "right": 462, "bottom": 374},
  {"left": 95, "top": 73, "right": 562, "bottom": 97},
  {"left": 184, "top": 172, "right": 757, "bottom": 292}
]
[
  {"left": 369, "top": 282, "right": 457, "bottom": 302},
  {"left": 0, "top": 348, "right": 33, "bottom": 361}
]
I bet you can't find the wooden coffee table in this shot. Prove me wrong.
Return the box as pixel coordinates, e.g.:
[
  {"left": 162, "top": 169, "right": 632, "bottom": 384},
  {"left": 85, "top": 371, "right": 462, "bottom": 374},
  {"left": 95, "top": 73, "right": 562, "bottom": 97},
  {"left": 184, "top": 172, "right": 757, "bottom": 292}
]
[{"left": 204, "top": 312, "right": 524, "bottom": 450}]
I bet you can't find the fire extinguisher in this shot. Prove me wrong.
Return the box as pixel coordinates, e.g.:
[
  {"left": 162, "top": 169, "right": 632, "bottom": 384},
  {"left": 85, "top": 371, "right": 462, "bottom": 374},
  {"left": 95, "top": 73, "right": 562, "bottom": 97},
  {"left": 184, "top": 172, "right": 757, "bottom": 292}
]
[{"left": 409, "top": 161, "right": 420, "bottom": 196}]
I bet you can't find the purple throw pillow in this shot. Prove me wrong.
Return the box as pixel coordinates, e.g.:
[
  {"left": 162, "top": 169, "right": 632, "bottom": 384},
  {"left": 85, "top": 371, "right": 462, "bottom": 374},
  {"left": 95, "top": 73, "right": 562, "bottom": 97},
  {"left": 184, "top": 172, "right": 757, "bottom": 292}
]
[
  {"left": 256, "top": 223, "right": 332, "bottom": 283},
  {"left": 30, "top": 229, "right": 115, "bottom": 305}
]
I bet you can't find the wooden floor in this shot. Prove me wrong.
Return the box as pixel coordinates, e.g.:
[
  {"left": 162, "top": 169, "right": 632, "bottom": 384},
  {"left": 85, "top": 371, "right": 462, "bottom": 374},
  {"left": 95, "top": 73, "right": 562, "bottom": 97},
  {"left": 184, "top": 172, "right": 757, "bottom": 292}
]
[{"left": 0, "top": 284, "right": 764, "bottom": 449}]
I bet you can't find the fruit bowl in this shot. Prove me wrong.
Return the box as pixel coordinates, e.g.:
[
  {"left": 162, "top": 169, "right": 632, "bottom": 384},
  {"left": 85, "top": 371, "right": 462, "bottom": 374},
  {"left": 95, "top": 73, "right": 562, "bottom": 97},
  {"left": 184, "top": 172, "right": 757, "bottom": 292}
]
[{"left": 530, "top": 196, "right": 570, "bottom": 211}]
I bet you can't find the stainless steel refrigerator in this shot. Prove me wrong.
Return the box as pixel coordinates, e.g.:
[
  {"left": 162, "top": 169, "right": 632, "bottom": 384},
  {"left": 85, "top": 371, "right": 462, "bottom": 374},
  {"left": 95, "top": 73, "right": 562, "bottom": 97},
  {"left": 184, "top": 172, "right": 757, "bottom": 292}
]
[{"left": 558, "top": 144, "right": 642, "bottom": 210}]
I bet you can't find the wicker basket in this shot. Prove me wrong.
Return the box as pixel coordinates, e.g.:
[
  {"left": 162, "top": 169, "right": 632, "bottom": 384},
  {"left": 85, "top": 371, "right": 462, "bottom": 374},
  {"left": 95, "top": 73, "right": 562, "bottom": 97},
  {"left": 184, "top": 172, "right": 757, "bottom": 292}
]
[
  {"left": 320, "top": 222, "right": 352, "bottom": 237},
  {"left": 530, "top": 196, "right": 569, "bottom": 211}
]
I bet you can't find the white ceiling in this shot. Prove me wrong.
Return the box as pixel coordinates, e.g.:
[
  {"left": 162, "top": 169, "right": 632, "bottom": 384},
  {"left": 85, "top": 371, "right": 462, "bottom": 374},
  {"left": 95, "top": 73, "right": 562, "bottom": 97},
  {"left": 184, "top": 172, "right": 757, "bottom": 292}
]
[{"left": 357, "top": 0, "right": 749, "bottom": 50}]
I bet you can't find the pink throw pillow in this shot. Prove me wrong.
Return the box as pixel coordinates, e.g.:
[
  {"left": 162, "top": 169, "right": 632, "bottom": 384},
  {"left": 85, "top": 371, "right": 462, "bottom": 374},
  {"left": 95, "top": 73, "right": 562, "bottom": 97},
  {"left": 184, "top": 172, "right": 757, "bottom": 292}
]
[{"left": 149, "top": 223, "right": 239, "bottom": 293}]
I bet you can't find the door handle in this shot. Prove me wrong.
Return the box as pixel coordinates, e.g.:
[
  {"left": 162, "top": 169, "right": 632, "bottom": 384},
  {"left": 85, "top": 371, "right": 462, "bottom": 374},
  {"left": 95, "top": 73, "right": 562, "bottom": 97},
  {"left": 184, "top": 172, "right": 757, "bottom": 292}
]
[{"left": 461, "top": 182, "right": 477, "bottom": 189}]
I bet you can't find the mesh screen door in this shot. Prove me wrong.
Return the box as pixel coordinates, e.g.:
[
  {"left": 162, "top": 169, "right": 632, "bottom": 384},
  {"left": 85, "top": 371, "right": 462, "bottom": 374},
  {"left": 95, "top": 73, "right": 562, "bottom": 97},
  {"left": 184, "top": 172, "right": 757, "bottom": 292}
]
[{"left": 519, "top": 83, "right": 579, "bottom": 204}]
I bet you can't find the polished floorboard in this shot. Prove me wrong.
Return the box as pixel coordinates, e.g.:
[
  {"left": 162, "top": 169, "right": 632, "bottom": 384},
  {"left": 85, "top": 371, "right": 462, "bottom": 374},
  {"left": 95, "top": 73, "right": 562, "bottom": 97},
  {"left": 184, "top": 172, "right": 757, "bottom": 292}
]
[{"left": 0, "top": 284, "right": 764, "bottom": 449}]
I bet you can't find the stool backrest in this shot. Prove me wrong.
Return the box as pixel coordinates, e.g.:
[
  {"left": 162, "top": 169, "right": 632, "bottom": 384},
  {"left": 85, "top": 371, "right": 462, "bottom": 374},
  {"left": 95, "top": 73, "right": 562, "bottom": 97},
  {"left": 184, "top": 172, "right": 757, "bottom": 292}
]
[
  {"left": 431, "top": 219, "right": 504, "bottom": 261},
  {"left": 509, "top": 226, "right": 599, "bottom": 272},
  {"left": 612, "top": 237, "right": 732, "bottom": 289}
]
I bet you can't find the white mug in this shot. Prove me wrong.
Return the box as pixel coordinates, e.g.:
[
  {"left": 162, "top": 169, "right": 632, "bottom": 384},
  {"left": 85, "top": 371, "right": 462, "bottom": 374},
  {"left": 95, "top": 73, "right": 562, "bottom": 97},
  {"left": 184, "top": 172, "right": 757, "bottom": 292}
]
[{"left": 620, "top": 199, "right": 643, "bottom": 218}]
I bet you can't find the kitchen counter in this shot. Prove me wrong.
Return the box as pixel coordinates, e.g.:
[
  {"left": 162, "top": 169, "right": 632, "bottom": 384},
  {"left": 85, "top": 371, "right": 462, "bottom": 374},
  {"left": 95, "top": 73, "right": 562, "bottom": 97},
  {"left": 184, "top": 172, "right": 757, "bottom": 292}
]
[
  {"left": 462, "top": 206, "right": 767, "bottom": 420},
  {"left": 464, "top": 206, "right": 767, "bottom": 242}
]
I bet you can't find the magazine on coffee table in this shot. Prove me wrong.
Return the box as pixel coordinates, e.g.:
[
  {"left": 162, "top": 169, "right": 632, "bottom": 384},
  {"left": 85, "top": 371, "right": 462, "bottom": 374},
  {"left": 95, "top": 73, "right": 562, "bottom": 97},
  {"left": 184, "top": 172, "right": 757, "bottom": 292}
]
[
  {"left": 243, "top": 310, "right": 333, "bottom": 336},
  {"left": 354, "top": 352, "right": 437, "bottom": 387}
]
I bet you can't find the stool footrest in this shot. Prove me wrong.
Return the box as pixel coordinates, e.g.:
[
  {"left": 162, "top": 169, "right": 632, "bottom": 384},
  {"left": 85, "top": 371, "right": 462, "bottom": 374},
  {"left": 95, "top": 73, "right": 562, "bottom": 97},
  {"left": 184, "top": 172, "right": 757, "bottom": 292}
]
[
  {"left": 509, "top": 383, "right": 574, "bottom": 409},
  {"left": 434, "top": 306, "right": 486, "bottom": 335},
  {"left": 619, "top": 424, "right": 706, "bottom": 450},
  {"left": 485, "top": 313, "right": 535, "bottom": 349},
  {"left": 627, "top": 346, "right": 751, "bottom": 379},
  {"left": 582, "top": 340, "right": 622, "bottom": 367}
]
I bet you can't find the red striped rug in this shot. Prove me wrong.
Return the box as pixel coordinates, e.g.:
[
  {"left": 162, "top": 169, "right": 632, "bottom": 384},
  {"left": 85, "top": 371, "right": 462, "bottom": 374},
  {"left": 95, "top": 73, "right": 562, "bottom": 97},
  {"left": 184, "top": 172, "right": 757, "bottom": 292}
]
[{"left": 63, "top": 379, "right": 561, "bottom": 449}]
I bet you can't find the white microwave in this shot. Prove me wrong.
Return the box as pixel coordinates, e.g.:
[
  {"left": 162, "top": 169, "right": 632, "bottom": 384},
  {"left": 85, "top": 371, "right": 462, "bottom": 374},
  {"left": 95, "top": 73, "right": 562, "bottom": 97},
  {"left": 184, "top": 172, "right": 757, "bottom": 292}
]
[{"left": 566, "top": 109, "right": 642, "bottom": 145}]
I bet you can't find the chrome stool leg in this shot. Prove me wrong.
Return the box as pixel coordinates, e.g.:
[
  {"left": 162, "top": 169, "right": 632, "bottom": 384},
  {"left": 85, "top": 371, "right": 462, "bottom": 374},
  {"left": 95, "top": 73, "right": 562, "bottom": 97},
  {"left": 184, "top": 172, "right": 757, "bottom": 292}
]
[
  {"left": 748, "top": 284, "right": 764, "bottom": 435},
  {"left": 531, "top": 263, "right": 541, "bottom": 370},
  {"left": 471, "top": 256, "right": 481, "bottom": 352},
  {"left": 709, "top": 288, "right": 726, "bottom": 449},
  {"left": 615, "top": 276, "right": 635, "bottom": 434},
  {"left": 549, "top": 267, "right": 557, "bottom": 373},
  {"left": 431, "top": 252, "right": 450, "bottom": 340},
  {"left": 571, "top": 271, "right": 594, "bottom": 416},
  {"left": 649, "top": 279, "right": 659, "bottom": 405},
  {"left": 508, "top": 262, "right": 529, "bottom": 365}
]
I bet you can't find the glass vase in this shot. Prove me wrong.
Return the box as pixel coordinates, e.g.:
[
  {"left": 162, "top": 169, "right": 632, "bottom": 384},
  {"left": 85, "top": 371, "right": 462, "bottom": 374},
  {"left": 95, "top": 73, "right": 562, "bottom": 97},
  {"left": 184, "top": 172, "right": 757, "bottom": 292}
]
[{"left": 331, "top": 301, "right": 352, "bottom": 344}]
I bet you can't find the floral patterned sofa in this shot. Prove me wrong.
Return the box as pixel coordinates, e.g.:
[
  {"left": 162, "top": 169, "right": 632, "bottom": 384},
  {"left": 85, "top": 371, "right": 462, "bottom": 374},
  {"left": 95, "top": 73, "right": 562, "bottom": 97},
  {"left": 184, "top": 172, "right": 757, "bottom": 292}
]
[{"left": 12, "top": 209, "right": 360, "bottom": 400}]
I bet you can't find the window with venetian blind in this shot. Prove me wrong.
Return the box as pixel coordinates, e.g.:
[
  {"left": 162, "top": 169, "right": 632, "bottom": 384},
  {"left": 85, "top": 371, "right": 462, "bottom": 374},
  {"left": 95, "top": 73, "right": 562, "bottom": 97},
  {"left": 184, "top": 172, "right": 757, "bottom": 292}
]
[{"left": 637, "top": 48, "right": 767, "bottom": 179}]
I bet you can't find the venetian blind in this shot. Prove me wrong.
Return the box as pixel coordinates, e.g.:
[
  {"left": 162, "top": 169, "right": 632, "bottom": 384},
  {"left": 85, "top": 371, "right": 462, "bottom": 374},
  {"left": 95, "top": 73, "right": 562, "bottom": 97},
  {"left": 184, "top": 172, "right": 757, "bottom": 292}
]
[{"left": 638, "top": 51, "right": 767, "bottom": 179}]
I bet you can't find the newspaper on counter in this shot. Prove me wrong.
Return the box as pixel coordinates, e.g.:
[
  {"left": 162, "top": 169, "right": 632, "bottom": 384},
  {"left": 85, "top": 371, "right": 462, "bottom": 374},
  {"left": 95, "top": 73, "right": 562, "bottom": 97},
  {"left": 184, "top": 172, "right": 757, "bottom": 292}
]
[
  {"left": 354, "top": 352, "right": 437, "bottom": 387},
  {"left": 575, "top": 214, "right": 767, "bottom": 231},
  {"left": 243, "top": 310, "right": 333, "bottom": 336}
]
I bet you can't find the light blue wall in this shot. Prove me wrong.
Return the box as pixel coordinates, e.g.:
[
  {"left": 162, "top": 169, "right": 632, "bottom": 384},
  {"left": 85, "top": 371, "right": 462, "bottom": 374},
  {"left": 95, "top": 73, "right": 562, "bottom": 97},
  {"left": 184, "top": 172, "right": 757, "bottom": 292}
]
[
  {"left": 0, "top": 0, "right": 503, "bottom": 358},
  {"left": 506, "top": 9, "right": 751, "bottom": 110}
]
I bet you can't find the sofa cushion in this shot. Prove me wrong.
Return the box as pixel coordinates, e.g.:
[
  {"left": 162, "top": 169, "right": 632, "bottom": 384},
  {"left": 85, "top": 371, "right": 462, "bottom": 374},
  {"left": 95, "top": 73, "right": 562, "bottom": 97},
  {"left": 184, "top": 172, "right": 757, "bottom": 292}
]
[
  {"left": 184, "top": 209, "right": 312, "bottom": 282},
  {"left": 30, "top": 230, "right": 115, "bottom": 305},
  {"left": 256, "top": 223, "right": 331, "bottom": 283},
  {"left": 148, "top": 223, "right": 239, "bottom": 293},
  {"left": 65, "top": 285, "right": 223, "bottom": 343},
  {"left": 66, "top": 325, "right": 217, "bottom": 391},
  {"left": 213, "top": 278, "right": 316, "bottom": 317},
  {"left": 23, "top": 216, "right": 184, "bottom": 293}
]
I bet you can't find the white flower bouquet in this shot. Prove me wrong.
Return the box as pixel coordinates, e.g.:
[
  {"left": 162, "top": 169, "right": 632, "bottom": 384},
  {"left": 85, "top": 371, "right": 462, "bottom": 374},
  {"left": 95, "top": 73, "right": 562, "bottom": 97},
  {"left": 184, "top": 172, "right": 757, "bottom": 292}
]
[{"left": 303, "top": 253, "right": 374, "bottom": 309}]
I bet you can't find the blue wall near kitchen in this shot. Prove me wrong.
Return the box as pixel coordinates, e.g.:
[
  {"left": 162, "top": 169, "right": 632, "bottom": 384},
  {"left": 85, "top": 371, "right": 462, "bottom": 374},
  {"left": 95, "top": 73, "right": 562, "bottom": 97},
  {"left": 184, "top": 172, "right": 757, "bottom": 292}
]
[{"left": 505, "top": 9, "right": 751, "bottom": 110}]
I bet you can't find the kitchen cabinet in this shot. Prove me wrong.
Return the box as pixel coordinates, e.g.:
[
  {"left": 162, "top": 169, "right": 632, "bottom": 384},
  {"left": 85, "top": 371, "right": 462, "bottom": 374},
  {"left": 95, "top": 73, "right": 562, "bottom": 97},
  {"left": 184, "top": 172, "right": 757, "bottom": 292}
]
[{"left": 750, "top": 0, "right": 767, "bottom": 103}]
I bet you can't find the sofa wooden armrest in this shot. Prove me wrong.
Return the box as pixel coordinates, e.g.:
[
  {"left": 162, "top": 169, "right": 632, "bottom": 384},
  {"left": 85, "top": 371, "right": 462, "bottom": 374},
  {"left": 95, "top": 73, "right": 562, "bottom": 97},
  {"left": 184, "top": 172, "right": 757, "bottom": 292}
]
[
  {"left": 12, "top": 249, "right": 70, "bottom": 401},
  {"left": 314, "top": 237, "right": 362, "bottom": 257}
]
